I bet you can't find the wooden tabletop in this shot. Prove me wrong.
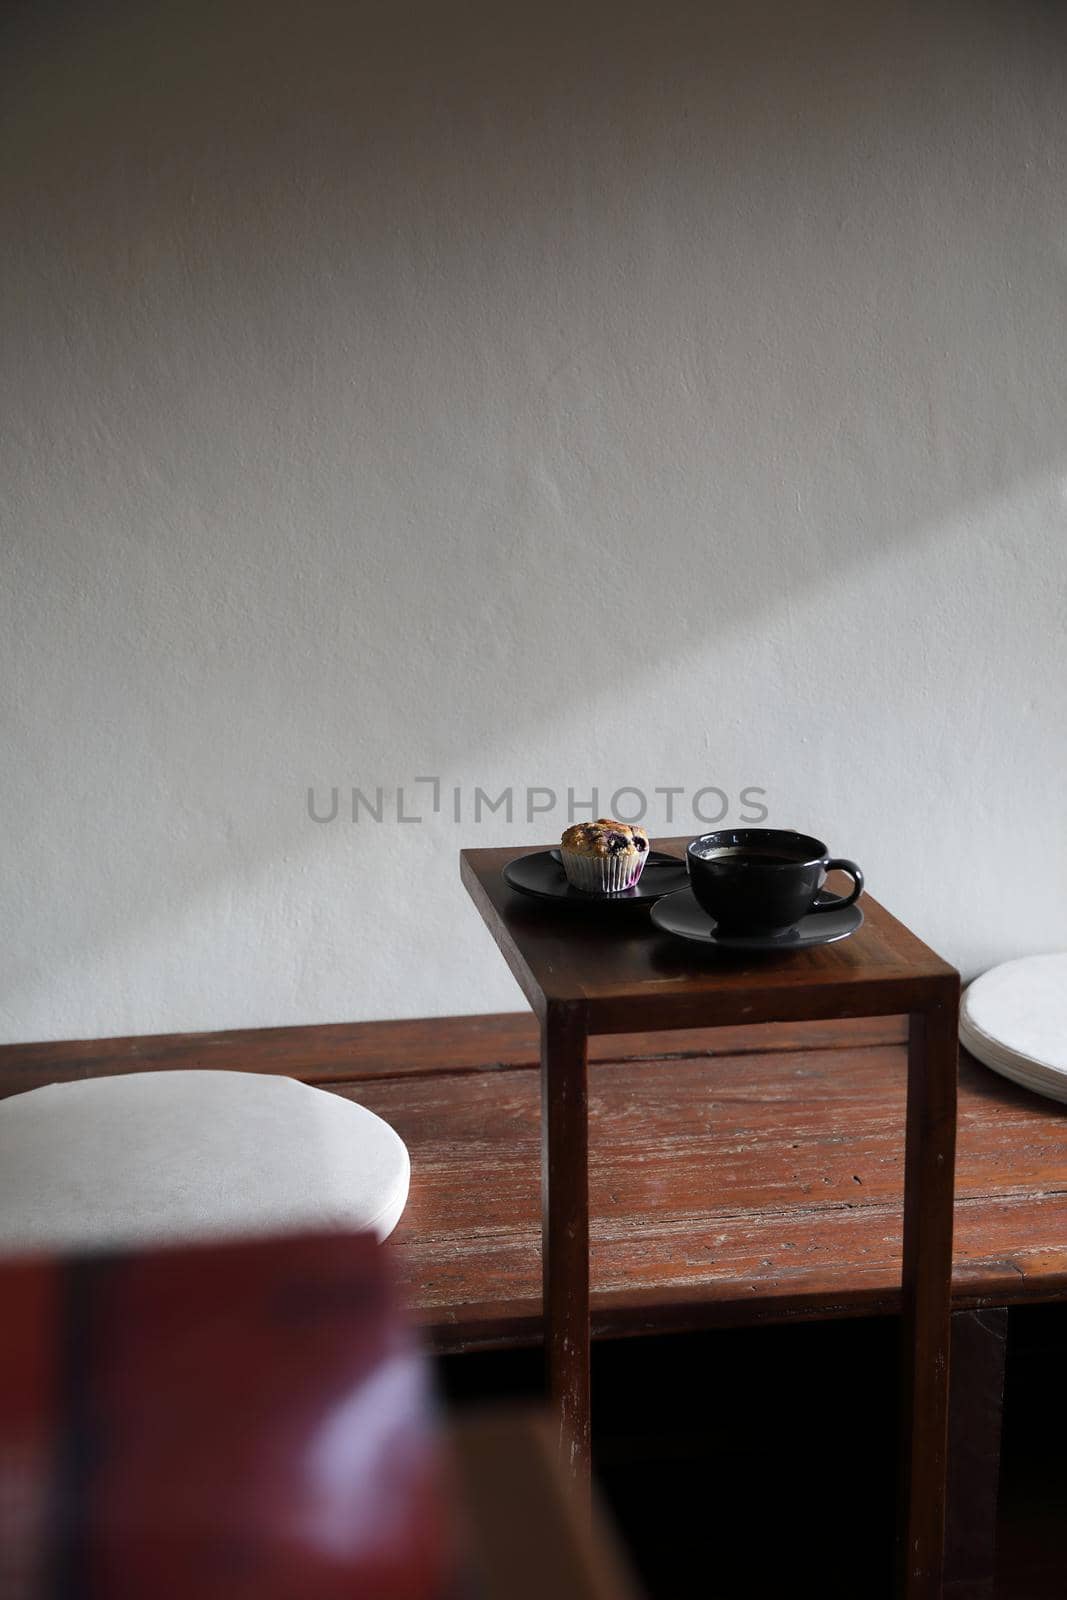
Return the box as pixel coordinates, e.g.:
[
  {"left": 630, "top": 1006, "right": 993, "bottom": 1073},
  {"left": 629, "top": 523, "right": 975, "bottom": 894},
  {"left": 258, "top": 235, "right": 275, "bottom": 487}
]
[
  {"left": 373, "top": 1031, "right": 1056, "bottom": 1352},
  {"left": 6, "top": 1010, "right": 1057, "bottom": 1354},
  {"left": 461, "top": 839, "right": 957, "bottom": 1032}
]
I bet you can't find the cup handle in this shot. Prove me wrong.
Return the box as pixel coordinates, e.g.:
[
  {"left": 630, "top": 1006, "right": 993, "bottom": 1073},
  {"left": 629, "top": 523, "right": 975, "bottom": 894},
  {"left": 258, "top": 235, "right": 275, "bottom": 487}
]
[{"left": 811, "top": 858, "right": 864, "bottom": 913}]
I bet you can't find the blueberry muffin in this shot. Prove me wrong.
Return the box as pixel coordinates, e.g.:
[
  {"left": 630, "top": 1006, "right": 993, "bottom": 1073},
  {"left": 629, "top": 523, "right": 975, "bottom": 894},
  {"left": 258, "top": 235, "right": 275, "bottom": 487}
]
[{"left": 559, "top": 818, "right": 650, "bottom": 894}]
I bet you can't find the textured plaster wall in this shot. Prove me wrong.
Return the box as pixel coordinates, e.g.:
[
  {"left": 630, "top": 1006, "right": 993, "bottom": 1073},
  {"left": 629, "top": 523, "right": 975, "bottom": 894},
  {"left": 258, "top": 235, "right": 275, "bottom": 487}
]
[{"left": 2, "top": 0, "right": 1066, "bottom": 1041}]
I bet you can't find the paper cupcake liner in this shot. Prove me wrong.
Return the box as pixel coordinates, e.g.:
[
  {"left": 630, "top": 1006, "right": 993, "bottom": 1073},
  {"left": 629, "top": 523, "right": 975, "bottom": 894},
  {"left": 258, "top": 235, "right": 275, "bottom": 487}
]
[{"left": 560, "top": 847, "right": 647, "bottom": 895}]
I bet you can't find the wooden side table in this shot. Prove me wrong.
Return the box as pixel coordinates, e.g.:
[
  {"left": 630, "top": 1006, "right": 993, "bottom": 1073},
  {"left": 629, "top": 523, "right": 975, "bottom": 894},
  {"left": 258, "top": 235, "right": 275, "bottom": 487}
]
[{"left": 461, "top": 839, "right": 959, "bottom": 1600}]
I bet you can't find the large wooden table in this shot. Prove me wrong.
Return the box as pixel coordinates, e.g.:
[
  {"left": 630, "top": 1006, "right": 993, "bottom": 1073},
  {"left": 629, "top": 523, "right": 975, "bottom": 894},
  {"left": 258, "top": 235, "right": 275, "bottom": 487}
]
[{"left": 460, "top": 839, "right": 959, "bottom": 1600}]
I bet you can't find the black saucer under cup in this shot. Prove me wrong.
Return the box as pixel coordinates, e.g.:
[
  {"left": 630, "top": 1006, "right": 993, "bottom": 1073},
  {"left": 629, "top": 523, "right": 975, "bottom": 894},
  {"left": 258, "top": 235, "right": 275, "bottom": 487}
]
[{"left": 686, "top": 829, "right": 864, "bottom": 937}]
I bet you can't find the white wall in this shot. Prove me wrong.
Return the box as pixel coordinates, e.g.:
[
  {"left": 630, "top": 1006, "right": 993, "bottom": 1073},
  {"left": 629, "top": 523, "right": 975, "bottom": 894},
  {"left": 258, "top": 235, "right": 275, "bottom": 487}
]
[{"left": 2, "top": 0, "right": 1066, "bottom": 1042}]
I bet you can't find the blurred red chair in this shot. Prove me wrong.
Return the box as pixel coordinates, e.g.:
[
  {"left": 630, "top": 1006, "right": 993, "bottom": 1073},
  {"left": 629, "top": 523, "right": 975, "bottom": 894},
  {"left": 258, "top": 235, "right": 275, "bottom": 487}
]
[{"left": 0, "top": 1230, "right": 643, "bottom": 1600}]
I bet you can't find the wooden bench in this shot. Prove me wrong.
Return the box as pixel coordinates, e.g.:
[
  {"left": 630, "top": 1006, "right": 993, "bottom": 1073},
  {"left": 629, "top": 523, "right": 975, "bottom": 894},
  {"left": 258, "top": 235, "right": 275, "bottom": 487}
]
[
  {"left": 3, "top": 1011, "right": 1062, "bottom": 1346},
  {"left": 3, "top": 1009, "right": 1062, "bottom": 1597}
]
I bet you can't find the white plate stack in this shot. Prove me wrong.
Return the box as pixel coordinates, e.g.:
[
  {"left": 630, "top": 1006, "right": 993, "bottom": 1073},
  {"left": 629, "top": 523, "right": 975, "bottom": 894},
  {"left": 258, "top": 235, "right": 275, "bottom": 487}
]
[{"left": 960, "top": 952, "right": 1067, "bottom": 1104}]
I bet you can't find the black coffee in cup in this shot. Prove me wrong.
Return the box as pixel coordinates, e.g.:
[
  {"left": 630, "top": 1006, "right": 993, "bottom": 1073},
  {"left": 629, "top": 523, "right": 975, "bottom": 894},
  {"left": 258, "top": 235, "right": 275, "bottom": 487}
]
[
  {"left": 687, "top": 829, "right": 864, "bottom": 937},
  {"left": 699, "top": 847, "right": 800, "bottom": 866}
]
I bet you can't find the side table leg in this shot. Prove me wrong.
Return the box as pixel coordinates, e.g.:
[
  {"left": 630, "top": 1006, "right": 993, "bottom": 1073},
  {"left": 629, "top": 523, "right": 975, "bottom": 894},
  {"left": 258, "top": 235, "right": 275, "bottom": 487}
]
[
  {"left": 900, "top": 995, "right": 959, "bottom": 1598},
  {"left": 540, "top": 1001, "right": 591, "bottom": 1480}
]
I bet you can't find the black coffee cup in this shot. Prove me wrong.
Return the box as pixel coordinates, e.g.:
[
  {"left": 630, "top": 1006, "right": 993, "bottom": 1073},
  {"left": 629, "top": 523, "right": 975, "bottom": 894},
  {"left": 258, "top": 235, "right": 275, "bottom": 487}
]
[{"left": 686, "top": 829, "right": 864, "bottom": 936}]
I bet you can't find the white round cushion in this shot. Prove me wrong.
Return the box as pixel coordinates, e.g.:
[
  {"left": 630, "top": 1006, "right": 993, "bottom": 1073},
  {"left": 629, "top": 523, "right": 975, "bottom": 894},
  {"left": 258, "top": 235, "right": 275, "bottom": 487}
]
[
  {"left": 960, "top": 953, "right": 1067, "bottom": 1103},
  {"left": 0, "top": 1069, "right": 410, "bottom": 1253}
]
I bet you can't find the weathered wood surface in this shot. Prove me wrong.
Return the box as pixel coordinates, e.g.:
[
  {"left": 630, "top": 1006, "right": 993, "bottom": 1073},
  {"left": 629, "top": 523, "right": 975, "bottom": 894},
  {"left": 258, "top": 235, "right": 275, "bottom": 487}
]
[
  {"left": 2, "top": 1012, "right": 1063, "bottom": 1353},
  {"left": 358, "top": 1039, "right": 1064, "bottom": 1352},
  {"left": 0, "top": 1011, "right": 906, "bottom": 1092}
]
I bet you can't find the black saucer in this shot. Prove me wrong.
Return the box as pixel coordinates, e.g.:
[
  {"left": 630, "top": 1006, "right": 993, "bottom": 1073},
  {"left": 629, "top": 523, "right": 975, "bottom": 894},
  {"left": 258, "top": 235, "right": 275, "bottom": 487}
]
[
  {"left": 503, "top": 849, "right": 689, "bottom": 908},
  {"left": 650, "top": 886, "right": 864, "bottom": 950}
]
